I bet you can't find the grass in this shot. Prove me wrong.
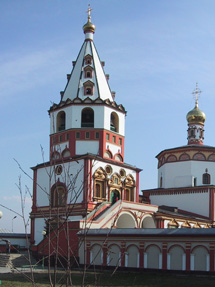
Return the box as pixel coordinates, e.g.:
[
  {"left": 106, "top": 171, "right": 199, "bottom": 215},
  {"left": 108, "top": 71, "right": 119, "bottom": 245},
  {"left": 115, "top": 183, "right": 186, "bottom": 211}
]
[{"left": 0, "top": 269, "right": 215, "bottom": 287}]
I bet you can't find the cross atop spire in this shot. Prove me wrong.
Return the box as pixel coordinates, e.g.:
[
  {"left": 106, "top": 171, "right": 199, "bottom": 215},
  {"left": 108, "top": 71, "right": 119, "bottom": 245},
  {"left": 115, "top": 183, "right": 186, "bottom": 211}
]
[
  {"left": 86, "top": 4, "right": 92, "bottom": 21},
  {"left": 192, "top": 82, "right": 202, "bottom": 108}
]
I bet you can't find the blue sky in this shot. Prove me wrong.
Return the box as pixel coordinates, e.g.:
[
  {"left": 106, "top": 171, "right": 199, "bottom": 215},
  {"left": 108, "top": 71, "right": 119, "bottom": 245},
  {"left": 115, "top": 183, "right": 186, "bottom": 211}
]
[{"left": 1, "top": 0, "right": 215, "bottom": 232}]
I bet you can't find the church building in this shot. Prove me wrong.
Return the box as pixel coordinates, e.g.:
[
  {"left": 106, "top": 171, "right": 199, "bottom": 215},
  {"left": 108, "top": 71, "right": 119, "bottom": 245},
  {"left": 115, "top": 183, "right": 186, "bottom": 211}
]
[{"left": 30, "top": 8, "right": 215, "bottom": 272}]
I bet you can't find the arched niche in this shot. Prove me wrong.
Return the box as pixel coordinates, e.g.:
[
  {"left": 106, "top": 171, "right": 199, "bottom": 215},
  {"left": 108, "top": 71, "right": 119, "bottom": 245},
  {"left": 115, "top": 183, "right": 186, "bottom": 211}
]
[
  {"left": 141, "top": 215, "right": 156, "bottom": 228},
  {"left": 116, "top": 213, "right": 136, "bottom": 228}
]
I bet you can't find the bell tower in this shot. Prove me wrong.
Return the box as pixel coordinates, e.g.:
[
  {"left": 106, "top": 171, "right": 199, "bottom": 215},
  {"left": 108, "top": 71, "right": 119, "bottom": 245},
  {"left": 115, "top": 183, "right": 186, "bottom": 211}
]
[{"left": 49, "top": 6, "right": 126, "bottom": 163}]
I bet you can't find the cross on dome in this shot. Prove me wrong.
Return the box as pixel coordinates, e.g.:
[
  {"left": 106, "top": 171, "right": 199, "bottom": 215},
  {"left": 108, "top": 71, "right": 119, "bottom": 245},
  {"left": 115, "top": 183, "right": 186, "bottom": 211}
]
[
  {"left": 83, "top": 4, "right": 96, "bottom": 36},
  {"left": 86, "top": 4, "right": 92, "bottom": 20},
  {"left": 192, "top": 82, "right": 202, "bottom": 108}
]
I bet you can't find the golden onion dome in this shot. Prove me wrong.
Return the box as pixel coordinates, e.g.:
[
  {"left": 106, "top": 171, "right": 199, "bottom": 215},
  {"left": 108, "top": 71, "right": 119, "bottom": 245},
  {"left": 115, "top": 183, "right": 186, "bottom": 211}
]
[
  {"left": 186, "top": 102, "right": 206, "bottom": 124},
  {"left": 83, "top": 20, "right": 96, "bottom": 34},
  {"left": 83, "top": 6, "right": 96, "bottom": 35}
]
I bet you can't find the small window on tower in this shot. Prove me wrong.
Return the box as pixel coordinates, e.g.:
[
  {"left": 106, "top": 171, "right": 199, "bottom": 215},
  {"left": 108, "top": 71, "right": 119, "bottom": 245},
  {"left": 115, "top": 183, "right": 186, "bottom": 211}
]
[
  {"left": 76, "top": 132, "right": 80, "bottom": 139},
  {"left": 57, "top": 111, "right": 66, "bottom": 132},
  {"left": 84, "top": 66, "right": 93, "bottom": 79},
  {"left": 95, "top": 132, "right": 99, "bottom": 139},
  {"left": 203, "top": 172, "right": 210, "bottom": 184},
  {"left": 106, "top": 134, "right": 110, "bottom": 141},
  {"left": 83, "top": 80, "right": 94, "bottom": 96},
  {"left": 84, "top": 55, "right": 92, "bottom": 65},
  {"left": 81, "top": 108, "right": 94, "bottom": 128},
  {"left": 113, "top": 136, "right": 116, "bottom": 143},
  {"left": 110, "top": 112, "right": 119, "bottom": 133},
  {"left": 86, "top": 88, "right": 91, "bottom": 95},
  {"left": 119, "top": 138, "right": 122, "bottom": 145},
  {"left": 86, "top": 132, "right": 90, "bottom": 139}
]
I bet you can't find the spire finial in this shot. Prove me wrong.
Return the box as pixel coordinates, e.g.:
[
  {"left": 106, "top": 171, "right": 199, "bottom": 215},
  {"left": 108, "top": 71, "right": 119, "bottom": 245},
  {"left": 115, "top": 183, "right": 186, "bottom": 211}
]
[
  {"left": 192, "top": 82, "right": 202, "bottom": 108},
  {"left": 83, "top": 4, "right": 95, "bottom": 37},
  {"left": 86, "top": 4, "right": 92, "bottom": 22}
]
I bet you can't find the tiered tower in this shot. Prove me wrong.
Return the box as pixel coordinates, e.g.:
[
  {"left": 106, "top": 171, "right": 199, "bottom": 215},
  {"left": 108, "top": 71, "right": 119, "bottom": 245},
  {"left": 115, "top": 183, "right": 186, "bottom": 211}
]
[
  {"left": 49, "top": 7, "right": 125, "bottom": 163},
  {"left": 30, "top": 8, "right": 141, "bottom": 247}
]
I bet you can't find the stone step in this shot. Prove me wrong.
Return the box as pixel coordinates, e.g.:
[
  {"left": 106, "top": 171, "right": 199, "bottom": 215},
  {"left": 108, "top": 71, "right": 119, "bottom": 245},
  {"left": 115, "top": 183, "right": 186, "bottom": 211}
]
[
  {"left": 10, "top": 253, "right": 38, "bottom": 268},
  {"left": 0, "top": 254, "right": 10, "bottom": 267}
]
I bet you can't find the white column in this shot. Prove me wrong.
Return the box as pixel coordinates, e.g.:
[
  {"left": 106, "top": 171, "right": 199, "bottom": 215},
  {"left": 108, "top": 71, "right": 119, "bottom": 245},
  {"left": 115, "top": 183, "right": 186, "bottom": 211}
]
[
  {"left": 137, "top": 253, "right": 140, "bottom": 268},
  {"left": 182, "top": 254, "right": 186, "bottom": 271},
  {"left": 159, "top": 253, "right": 162, "bottom": 269},
  {"left": 190, "top": 254, "right": 195, "bottom": 271},
  {"left": 206, "top": 254, "right": 210, "bottom": 272},
  {"left": 144, "top": 253, "right": 147, "bottom": 268},
  {"left": 167, "top": 253, "right": 171, "bottom": 270}
]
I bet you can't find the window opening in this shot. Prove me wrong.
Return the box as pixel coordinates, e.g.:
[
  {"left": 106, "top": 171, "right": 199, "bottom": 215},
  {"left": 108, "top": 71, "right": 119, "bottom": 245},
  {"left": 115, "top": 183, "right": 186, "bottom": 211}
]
[
  {"left": 57, "top": 111, "right": 66, "bottom": 132},
  {"left": 51, "top": 185, "right": 66, "bottom": 207},
  {"left": 81, "top": 108, "right": 94, "bottom": 128},
  {"left": 203, "top": 173, "right": 210, "bottom": 184},
  {"left": 110, "top": 112, "right": 119, "bottom": 132},
  {"left": 86, "top": 132, "right": 90, "bottom": 139}
]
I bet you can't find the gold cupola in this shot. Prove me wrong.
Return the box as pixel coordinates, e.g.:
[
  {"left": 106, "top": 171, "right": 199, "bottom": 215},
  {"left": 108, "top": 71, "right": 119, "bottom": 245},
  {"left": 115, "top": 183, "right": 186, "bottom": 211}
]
[
  {"left": 186, "top": 100, "right": 206, "bottom": 125},
  {"left": 83, "top": 5, "right": 96, "bottom": 35}
]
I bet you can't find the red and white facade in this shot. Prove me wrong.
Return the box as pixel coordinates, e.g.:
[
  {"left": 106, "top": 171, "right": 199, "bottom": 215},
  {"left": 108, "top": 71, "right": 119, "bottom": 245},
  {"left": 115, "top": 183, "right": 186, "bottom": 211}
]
[
  {"left": 30, "top": 12, "right": 142, "bottom": 255},
  {"left": 143, "top": 93, "right": 215, "bottom": 223},
  {"left": 29, "top": 10, "right": 215, "bottom": 272}
]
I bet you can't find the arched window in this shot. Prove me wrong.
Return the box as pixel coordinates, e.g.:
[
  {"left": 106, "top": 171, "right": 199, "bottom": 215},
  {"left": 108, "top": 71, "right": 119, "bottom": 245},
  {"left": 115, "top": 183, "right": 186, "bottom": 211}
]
[
  {"left": 94, "top": 182, "right": 105, "bottom": 199},
  {"left": 83, "top": 80, "right": 94, "bottom": 96},
  {"left": 93, "top": 168, "right": 106, "bottom": 201},
  {"left": 110, "top": 112, "right": 119, "bottom": 132},
  {"left": 81, "top": 108, "right": 94, "bottom": 128},
  {"left": 84, "top": 66, "right": 93, "bottom": 78},
  {"left": 57, "top": 111, "right": 66, "bottom": 132},
  {"left": 51, "top": 184, "right": 67, "bottom": 207},
  {"left": 125, "top": 188, "right": 134, "bottom": 201},
  {"left": 203, "top": 173, "right": 210, "bottom": 184},
  {"left": 124, "top": 174, "right": 135, "bottom": 202},
  {"left": 84, "top": 55, "right": 92, "bottom": 65}
]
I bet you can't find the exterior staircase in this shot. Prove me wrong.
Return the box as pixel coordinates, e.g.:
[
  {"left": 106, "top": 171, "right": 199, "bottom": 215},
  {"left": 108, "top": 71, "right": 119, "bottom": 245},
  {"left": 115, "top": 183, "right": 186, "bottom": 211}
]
[
  {"left": 10, "top": 251, "right": 39, "bottom": 269},
  {"left": 0, "top": 254, "right": 10, "bottom": 267},
  {"left": 0, "top": 252, "right": 40, "bottom": 271}
]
